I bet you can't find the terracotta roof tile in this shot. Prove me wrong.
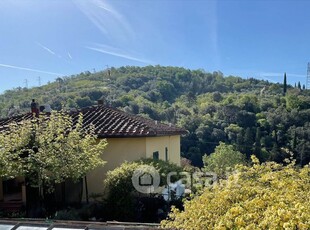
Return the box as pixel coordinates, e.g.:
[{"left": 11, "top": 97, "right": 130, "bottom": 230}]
[{"left": 0, "top": 105, "right": 187, "bottom": 137}]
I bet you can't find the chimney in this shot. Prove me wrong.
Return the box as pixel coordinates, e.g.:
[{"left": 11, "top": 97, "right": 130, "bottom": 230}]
[
  {"left": 31, "top": 99, "right": 39, "bottom": 117},
  {"left": 97, "top": 96, "right": 105, "bottom": 106},
  {"left": 97, "top": 99, "right": 104, "bottom": 106}
]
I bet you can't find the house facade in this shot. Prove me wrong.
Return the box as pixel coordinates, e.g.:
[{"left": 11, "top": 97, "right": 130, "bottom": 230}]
[
  {"left": 0, "top": 105, "right": 186, "bottom": 206},
  {"left": 87, "top": 135, "right": 181, "bottom": 197}
]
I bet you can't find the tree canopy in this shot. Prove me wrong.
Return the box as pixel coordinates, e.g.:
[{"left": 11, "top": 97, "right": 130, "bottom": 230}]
[
  {"left": 0, "top": 111, "right": 107, "bottom": 190},
  {"left": 203, "top": 142, "right": 246, "bottom": 179}
]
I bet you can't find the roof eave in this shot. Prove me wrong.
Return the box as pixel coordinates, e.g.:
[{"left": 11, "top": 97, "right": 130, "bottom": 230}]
[{"left": 96, "top": 130, "right": 187, "bottom": 138}]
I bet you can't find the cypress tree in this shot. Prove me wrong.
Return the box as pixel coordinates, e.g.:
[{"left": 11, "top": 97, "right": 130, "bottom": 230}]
[
  {"left": 244, "top": 127, "right": 253, "bottom": 158},
  {"left": 254, "top": 127, "right": 262, "bottom": 160},
  {"left": 291, "top": 130, "right": 297, "bottom": 150},
  {"left": 283, "top": 72, "right": 287, "bottom": 95}
]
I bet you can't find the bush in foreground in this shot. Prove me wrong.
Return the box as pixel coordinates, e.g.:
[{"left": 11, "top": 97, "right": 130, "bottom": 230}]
[
  {"left": 161, "top": 156, "right": 310, "bottom": 229},
  {"left": 103, "top": 159, "right": 183, "bottom": 222}
]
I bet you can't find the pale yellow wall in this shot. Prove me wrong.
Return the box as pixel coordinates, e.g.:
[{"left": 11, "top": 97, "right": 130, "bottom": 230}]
[
  {"left": 168, "top": 135, "right": 181, "bottom": 166},
  {"left": 84, "top": 135, "right": 181, "bottom": 200},
  {"left": 84, "top": 137, "right": 147, "bottom": 198},
  {"left": 145, "top": 135, "right": 181, "bottom": 166}
]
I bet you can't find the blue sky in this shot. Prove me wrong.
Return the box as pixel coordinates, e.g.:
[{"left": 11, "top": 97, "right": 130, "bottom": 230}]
[{"left": 0, "top": 0, "right": 309, "bottom": 93}]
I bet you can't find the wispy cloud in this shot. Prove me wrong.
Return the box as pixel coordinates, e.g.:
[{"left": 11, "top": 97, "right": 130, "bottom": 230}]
[
  {"left": 36, "top": 42, "right": 73, "bottom": 62},
  {"left": 86, "top": 44, "right": 152, "bottom": 64},
  {"left": 0, "top": 63, "right": 63, "bottom": 76},
  {"left": 74, "top": 0, "right": 135, "bottom": 42},
  {"left": 36, "top": 42, "right": 56, "bottom": 56},
  {"left": 68, "top": 52, "right": 73, "bottom": 60}
]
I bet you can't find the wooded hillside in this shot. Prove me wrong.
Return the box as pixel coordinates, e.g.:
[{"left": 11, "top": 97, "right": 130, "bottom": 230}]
[{"left": 1, "top": 66, "right": 309, "bottom": 166}]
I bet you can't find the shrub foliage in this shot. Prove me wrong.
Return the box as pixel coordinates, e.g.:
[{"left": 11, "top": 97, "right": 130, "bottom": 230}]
[
  {"left": 161, "top": 156, "right": 310, "bottom": 229},
  {"left": 103, "top": 159, "right": 183, "bottom": 221}
]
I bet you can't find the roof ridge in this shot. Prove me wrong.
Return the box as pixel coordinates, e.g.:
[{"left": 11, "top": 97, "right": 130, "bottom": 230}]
[{"left": 0, "top": 105, "right": 187, "bottom": 137}]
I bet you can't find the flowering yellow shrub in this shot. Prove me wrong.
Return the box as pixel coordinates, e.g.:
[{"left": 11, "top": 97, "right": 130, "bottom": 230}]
[{"left": 161, "top": 156, "right": 310, "bottom": 229}]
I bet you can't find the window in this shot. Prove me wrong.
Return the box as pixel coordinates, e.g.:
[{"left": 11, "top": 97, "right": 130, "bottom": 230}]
[
  {"left": 153, "top": 151, "right": 159, "bottom": 160},
  {"left": 165, "top": 147, "right": 168, "bottom": 161}
]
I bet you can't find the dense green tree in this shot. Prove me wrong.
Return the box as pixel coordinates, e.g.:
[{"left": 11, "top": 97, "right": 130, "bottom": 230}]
[
  {"left": 237, "top": 110, "right": 256, "bottom": 127},
  {"left": 203, "top": 142, "right": 246, "bottom": 179},
  {"left": 224, "top": 124, "right": 243, "bottom": 143}
]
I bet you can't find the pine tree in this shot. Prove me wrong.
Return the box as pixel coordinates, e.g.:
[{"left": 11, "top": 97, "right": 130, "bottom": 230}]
[{"left": 298, "top": 81, "right": 301, "bottom": 90}]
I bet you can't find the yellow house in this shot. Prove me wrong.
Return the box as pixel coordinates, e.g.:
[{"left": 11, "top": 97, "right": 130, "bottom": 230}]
[{"left": 0, "top": 104, "right": 186, "bottom": 207}]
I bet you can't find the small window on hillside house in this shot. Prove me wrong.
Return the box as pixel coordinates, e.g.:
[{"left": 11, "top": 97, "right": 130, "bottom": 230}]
[
  {"left": 165, "top": 147, "right": 168, "bottom": 161},
  {"left": 153, "top": 151, "right": 159, "bottom": 160}
]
